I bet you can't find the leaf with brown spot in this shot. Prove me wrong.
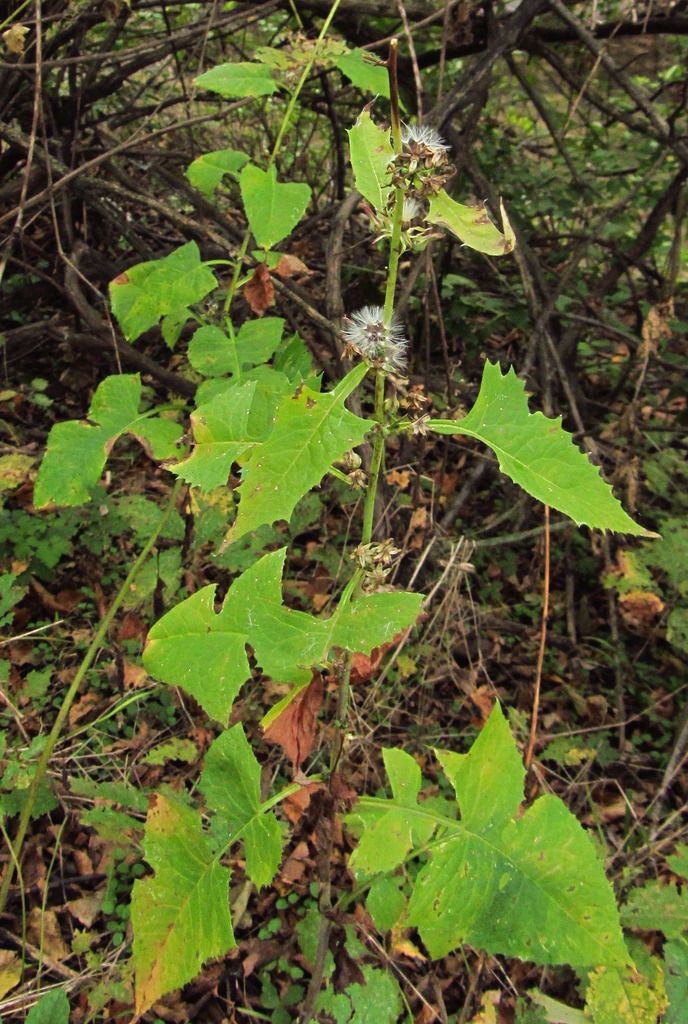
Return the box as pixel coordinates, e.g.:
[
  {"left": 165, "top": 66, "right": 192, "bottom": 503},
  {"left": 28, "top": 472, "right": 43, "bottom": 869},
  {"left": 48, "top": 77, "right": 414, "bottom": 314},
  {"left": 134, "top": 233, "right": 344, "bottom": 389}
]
[
  {"left": 263, "top": 674, "right": 323, "bottom": 769},
  {"left": 244, "top": 263, "right": 275, "bottom": 316}
]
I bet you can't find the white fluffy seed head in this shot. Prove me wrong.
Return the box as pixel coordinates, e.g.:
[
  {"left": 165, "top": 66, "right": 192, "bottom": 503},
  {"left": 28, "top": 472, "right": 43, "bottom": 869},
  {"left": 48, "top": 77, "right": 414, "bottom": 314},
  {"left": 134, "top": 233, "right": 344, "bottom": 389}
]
[
  {"left": 342, "top": 306, "right": 408, "bottom": 372},
  {"left": 401, "top": 123, "right": 449, "bottom": 153}
]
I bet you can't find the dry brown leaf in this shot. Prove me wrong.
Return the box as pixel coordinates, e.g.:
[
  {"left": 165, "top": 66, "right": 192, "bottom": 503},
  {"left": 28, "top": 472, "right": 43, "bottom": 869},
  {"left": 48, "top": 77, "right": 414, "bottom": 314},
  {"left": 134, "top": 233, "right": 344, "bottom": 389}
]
[
  {"left": 619, "top": 590, "right": 664, "bottom": 632},
  {"left": 30, "top": 578, "right": 82, "bottom": 613},
  {"left": 282, "top": 781, "right": 326, "bottom": 825},
  {"left": 279, "top": 840, "right": 311, "bottom": 885},
  {"left": 122, "top": 660, "right": 148, "bottom": 688},
  {"left": 244, "top": 263, "right": 275, "bottom": 316},
  {"left": 263, "top": 675, "right": 323, "bottom": 768},
  {"left": 67, "top": 892, "right": 104, "bottom": 928},
  {"left": 409, "top": 506, "right": 429, "bottom": 531},
  {"left": 27, "top": 908, "right": 69, "bottom": 961},
  {"left": 117, "top": 612, "right": 147, "bottom": 641},
  {"left": 386, "top": 468, "right": 412, "bottom": 489},
  {"left": 68, "top": 691, "right": 101, "bottom": 726},
  {"left": 273, "top": 253, "right": 312, "bottom": 278}
]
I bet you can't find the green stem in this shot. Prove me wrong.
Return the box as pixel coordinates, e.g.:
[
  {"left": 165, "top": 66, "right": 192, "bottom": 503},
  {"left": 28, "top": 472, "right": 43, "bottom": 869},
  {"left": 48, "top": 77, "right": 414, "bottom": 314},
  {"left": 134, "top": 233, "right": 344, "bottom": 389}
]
[
  {"left": 360, "top": 370, "right": 386, "bottom": 545},
  {"left": 0, "top": 480, "right": 183, "bottom": 915},
  {"left": 223, "top": 0, "right": 343, "bottom": 324}
]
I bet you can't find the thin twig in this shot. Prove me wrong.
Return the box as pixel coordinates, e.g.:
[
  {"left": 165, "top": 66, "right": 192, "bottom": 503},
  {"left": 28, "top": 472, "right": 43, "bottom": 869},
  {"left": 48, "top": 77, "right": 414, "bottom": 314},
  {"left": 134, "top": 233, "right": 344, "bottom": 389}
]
[{"left": 525, "top": 505, "right": 550, "bottom": 772}]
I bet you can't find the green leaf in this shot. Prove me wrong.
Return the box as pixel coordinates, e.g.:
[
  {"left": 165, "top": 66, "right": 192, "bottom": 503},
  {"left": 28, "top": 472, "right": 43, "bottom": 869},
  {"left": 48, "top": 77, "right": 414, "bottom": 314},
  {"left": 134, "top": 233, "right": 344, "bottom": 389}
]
[
  {"left": 186, "top": 148, "right": 249, "bottom": 196},
  {"left": 367, "top": 876, "right": 405, "bottom": 932},
  {"left": 350, "top": 748, "right": 434, "bottom": 875},
  {"left": 25, "top": 990, "right": 70, "bottom": 1024},
  {"left": 621, "top": 881, "right": 688, "bottom": 939},
  {"left": 161, "top": 307, "right": 191, "bottom": 350},
  {"left": 240, "top": 164, "right": 311, "bottom": 250},
  {"left": 195, "top": 61, "right": 278, "bottom": 98},
  {"left": 426, "top": 191, "right": 515, "bottom": 255},
  {"left": 235, "top": 316, "right": 285, "bottom": 366},
  {"left": 200, "top": 725, "right": 283, "bottom": 888},
  {"left": 34, "top": 374, "right": 182, "bottom": 507},
  {"left": 132, "top": 793, "right": 234, "bottom": 1016},
  {"left": 336, "top": 49, "right": 390, "bottom": 97},
  {"left": 316, "top": 965, "right": 403, "bottom": 1024},
  {"left": 110, "top": 241, "right": 217, "bottom": 342},
  {"left": 172, "top": 382, "right": 258, "bottom": 491},
  {"left": 665, "top": 937, "right": 688, "bottom": 1024},
  {"left": 351, "top": 704, "right": 629, "bottom": 970},
  {"left": 347, "top": 110, "right": 393, "bottom": 211},
  {"left": 228, "top": 363, "right": 369, "bottom": 542},
  {"left": 667, "top": 844, "right": 688, "bottom": 880},
  {"left": 428, "top": 362, "right": 650, "bottom": 535},
  {"left": 585, "top": 963, "right": 667, "bottom": 1024},
  {"left": 188, "top": 325, "right": 234, "bottom": 377},
  {"left": 144, "top": 547, "right": 422, "bottom": 724}
]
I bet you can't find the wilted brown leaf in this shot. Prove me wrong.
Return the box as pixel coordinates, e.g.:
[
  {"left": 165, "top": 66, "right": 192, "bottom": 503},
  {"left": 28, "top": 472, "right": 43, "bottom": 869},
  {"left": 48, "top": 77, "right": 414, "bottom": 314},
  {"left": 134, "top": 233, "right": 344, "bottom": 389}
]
[
  {"left": 28, "top": 908, "right": 69, "bottom": 960},
  {"left": 244, "top": 263, "right": 275, "bottom": 316},
  {"left": 273, "top": 253, "right": 312, "bottom": 279},
  {"left": 67, "top": 893, "right": 104, "bottom": 928},
  {"left": 31, "top": 578, "right": 82, "bottom": 613},
  {"left": 264, "top": 675, "right": 323, "bottom": 768},
  {"left": 68, "top": 691, "right": 101, "bottom": 725}
]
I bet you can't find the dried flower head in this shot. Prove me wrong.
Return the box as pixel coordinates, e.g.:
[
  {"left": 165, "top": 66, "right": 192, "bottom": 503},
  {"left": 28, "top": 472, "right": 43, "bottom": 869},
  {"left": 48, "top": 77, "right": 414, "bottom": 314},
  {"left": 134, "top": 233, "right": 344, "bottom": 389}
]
[
  {"left": 401, "top": 123, "right": 450, "bottom": 157},
  {"left": 342, "top": 306, "right": 408, "bottom": 372},
  {"left": 401, "top": 197, "right": 424, "bottom": 224}
]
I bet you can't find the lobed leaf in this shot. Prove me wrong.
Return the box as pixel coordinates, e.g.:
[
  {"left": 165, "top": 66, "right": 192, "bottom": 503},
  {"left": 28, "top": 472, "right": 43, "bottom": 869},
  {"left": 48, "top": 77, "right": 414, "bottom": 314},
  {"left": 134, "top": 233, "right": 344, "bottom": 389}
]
[
  {"left": 347, "top": 110, "right": 393, "bottom": 211},
  {"left": 195, "top": 61, "right": 278, "bottom": 98},
  {"left": 428, "top": 361, "right": 651, "bottom": 535},
  {"left": 186, "top": 148, "right": 249, "bottom": 196},
  {"left": 351, "top": 704, "right": 629, "bottom": 970},
  {"left": 426, "top": 190, "right": 515, "bottom": 255},
  {"left": 240, "top": 164, "right": 311, "bottom": 250},
  {"left": 144, "top": 547, "right": 423, "bottom": 724},
  {"left": 200, "top": 725, "right": 283, "bottom": 888},
  {"left": 110, "top": 241, "right": 217, "bottom": 342},
  {"left": 172, "top": 381, "right": 258, "bottom": 490},
  {"left": 34, "top": 374, "right": 182, "bottom": 508},
  {"left": 131, "top": 793, "right": 234, "bottom": 1016},
  {"left": 228, "top": 363, "right": 369, "bottom": 542}
]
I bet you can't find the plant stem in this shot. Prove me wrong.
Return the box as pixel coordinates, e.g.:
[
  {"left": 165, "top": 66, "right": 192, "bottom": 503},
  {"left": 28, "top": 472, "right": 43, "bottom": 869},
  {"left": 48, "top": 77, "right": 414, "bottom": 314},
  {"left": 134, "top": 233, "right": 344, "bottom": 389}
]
[
  {"left": 0, "top": 480, "right": 183, "bottom": 915},
  {"left": 224, "top": 0, "right": 343, "bottom": 322},
  {"left": 360, "top": 370, "right": 386, "bottom": 545}
]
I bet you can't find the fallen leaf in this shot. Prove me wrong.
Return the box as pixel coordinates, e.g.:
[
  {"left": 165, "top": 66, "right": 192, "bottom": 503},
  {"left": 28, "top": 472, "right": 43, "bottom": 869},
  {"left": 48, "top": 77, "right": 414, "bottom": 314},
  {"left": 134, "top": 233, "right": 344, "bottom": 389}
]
[
  {"left": 122, "top": 660, "right": 148, "bottom": 688},
  {"left": 244, "top": 263, "right": 275, "bottom": 316},
  {"left": 264, "top": 674, "right": 323, "bottom": 768},
  {"left": 409, "top": 506, "right": 429, "bottom": 531},
  {"left": 2, "top": 24, "right": 29, "bottom": 56},
  {"left": 117, "top": 612, "right": 147, "bottom": 641},
  {"left": 27, "top": 908, "right": 69, "bottom": 961},
  {"left": 273, "top": 253, "right": 312, "bottom": 278},
  {"left": 67, "top": 892, "right": 104, "bottom": 928},
  {"left": 619, "top": 590, "right": 664, "bottom": 632},
  {"left": 279, "top": 840, "right": 311, "bottom": 886},
  {"left": 31, "top": 578, "right": 82, "bottom": 613},
  {"left": 68, "top": 691, "right": 101, "bottom": 725},
  {"left": 386, "top": 468, "right": 411, "bottom": 488},
  {"left": 0, "top": 949, "right": 21, "bottom": 999},
  {"left": 282, "top": 781, "right": 326, "bottom": 825}
]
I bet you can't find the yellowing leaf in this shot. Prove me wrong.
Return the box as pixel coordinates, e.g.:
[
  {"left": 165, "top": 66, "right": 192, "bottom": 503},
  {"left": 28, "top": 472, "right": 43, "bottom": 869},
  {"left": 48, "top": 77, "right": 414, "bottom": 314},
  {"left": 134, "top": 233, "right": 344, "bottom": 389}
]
[
  {"left": 131, "top": 793, "right": 234, "bottom": 1016},
  {"left": 427, "top": 190, "right": 515, "bottom": 255}
]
